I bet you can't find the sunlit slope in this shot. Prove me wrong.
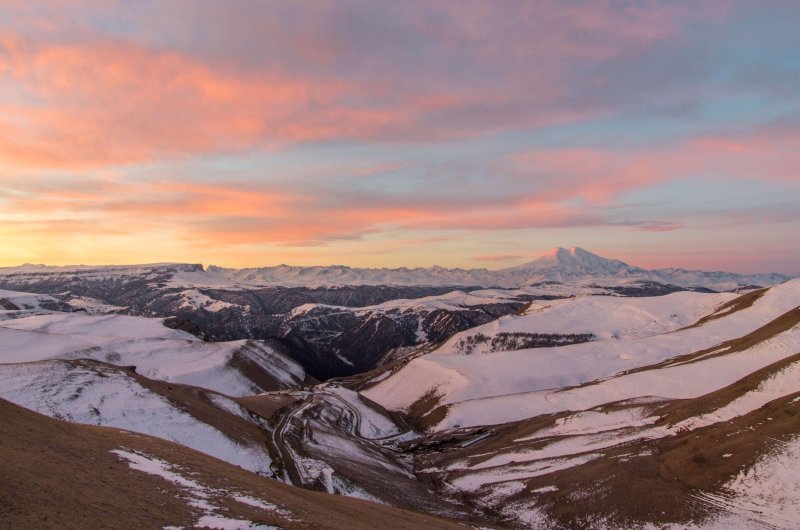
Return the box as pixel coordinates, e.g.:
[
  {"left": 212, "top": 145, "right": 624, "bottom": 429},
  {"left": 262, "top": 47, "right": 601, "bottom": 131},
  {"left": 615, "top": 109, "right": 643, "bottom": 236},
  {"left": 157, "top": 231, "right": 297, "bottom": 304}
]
[{"left": 364, "top": 280, "right": 800, "bottom": 431}]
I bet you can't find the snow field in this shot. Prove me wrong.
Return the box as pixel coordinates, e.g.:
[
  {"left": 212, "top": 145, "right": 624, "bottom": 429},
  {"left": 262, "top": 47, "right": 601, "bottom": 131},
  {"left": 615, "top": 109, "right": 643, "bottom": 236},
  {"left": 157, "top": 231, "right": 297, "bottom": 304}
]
[{"left": 365, "top": 280, "right": 800, "bottom": 427}]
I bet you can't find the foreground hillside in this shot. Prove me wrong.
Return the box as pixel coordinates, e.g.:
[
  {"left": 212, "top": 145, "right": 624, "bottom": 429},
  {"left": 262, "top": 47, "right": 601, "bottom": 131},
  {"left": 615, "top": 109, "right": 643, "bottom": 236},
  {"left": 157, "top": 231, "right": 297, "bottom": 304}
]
[{"left": 0, "top": 398, "right": 465, "bottom": 530}]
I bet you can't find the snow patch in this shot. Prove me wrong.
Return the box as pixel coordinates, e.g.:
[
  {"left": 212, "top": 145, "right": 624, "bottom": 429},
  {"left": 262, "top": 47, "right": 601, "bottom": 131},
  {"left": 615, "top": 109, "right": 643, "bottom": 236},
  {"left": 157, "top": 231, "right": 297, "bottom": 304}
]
[
  {"left": 194, "top": 515, "right": 279, "bottom": 530},
  {"left": 697, "top": 436, "right": 800, "bottom": 529},
  {"left": 178, "top": 289, "right": 235, "bottom": 313},
  {"left": 111, "top": 449, "right": 288, "bottom": 530}
]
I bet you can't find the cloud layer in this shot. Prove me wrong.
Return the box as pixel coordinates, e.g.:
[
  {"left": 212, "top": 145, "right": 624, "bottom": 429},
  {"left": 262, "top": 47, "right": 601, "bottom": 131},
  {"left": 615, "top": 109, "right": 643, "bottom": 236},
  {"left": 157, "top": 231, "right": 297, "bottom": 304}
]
[{"left": 1, "top": 1, "right": 799, "bottom": 273}]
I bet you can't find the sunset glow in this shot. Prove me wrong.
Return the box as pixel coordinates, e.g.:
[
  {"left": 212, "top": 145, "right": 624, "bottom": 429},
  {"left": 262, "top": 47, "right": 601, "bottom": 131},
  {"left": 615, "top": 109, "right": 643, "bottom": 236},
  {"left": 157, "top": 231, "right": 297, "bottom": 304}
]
[{"left": 1, "top": 1, "right": 798, "bottom": 274}]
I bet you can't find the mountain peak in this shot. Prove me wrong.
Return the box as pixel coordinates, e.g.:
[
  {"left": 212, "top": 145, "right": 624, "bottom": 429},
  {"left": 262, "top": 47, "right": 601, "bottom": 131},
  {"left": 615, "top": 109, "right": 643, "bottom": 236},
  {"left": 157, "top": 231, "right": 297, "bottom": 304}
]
[
  {"left": 542, "top": 246, "right": 569, "bottom": 258},
  {"left": 541, "top": 246, "right": 595, "bottom": 260},
  {"left": 569, "top": 246, "right": 589, "bottom": 256},
  {"left": 501, "top": 246, "right": 635, "bottom": 282}
]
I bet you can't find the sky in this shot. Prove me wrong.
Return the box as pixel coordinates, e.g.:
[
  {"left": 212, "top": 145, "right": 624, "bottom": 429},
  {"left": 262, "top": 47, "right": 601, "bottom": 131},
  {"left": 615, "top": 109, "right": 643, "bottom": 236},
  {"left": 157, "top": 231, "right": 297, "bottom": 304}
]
[{"left": 0, "top": 1, "right": 798, "bottom": 275}]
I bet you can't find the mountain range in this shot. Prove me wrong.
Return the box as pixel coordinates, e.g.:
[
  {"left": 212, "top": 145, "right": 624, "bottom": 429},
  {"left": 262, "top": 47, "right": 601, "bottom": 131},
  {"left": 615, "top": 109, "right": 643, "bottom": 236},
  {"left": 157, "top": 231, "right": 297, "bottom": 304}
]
[
  {"left": 3, "top": 246, "right": 791, "bottom": 291},
  {"left": 199, "top": 246, "right": 792, "bottom": 290},
  {"left": 0, "top": 248, "right": 798, "bottom": 528}
]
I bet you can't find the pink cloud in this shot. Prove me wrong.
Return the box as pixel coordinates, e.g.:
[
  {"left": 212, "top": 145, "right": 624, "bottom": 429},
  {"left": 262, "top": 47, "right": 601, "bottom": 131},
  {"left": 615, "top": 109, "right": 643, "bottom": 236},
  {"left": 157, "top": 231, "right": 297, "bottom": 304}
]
[
  {"left": 0, "top": 33, "right": 418, "bottom": 168},
  {"left": 0, "top": 173, "right": 611, "bottom": 248},
  {"left": 0, "top": 1, "right": 731, "bottom": 169}
]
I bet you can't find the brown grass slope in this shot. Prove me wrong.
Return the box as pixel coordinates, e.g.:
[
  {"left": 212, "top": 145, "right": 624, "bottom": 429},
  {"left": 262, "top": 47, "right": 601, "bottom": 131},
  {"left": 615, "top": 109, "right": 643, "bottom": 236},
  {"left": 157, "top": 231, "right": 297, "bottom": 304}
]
[
  {"left": 0, "top": 398, "right": 465, "bottom": 530},
  {"left": 422, "top": 394, "right": 800, "bottom": 529},
  {"left": 412, "top": 345, "right": 800, "bottom": 527},
  {"left": 522, "top": 389, "right": 800, "bottom": 529}
]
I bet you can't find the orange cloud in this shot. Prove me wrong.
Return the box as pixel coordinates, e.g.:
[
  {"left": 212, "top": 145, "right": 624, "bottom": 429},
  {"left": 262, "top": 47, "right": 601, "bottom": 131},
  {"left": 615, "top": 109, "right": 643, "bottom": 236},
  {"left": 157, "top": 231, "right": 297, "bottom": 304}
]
[
  {"left": 3, "top": 179, "right": 301, "bottom": 219},
  {"left": 0, "top": 172, "right": 606, "bottom": 251}
]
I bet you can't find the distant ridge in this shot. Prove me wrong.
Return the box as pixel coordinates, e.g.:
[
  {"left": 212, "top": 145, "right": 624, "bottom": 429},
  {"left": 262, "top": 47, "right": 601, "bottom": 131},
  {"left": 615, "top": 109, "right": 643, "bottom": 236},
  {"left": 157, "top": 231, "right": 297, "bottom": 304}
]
[
  {"left": 194, "top": 247, "right": 789, "bottom": 290},
  {"left": 0, "top": 248, "right": 791, "bottom": 290}
]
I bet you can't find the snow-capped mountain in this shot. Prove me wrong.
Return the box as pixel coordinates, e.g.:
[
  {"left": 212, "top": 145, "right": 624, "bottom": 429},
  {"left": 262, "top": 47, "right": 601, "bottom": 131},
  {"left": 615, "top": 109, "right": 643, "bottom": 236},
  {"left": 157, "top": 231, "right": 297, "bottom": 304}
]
[{"left": 501, "top": 246, "right": 639, "bottom": 281}]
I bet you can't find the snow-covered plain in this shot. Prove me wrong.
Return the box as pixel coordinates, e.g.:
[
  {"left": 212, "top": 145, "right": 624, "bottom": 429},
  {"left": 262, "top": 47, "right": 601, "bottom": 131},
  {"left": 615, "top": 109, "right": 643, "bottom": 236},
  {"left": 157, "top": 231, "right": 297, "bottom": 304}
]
[
  {"left": 61, "top": 294, "right": 127, "bottom": 314},
  {"left": 0, "top": 312, "right": 197, "bottom": 340},
  {"left": 289, "top": 289, "right": 522, "bottom": 319}
]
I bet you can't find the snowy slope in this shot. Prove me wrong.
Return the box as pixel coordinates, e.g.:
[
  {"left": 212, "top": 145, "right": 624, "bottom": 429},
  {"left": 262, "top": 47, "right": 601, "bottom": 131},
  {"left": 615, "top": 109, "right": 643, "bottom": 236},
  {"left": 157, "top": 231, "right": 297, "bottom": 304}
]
[
  {"left": 0, "top": 288, "right": 71, "bottom": 313},
  {"left": 701, "top": 434, "right": 800, "bottom": 529},
  {"left": 0, "top": 360, "right": 273, "bottom": 474},
  {"left": 0, "top": 312, "right": 198, "bottom": 340},
  {"left": 364, "top": 279, "right": 800, "bottom": 429},
  {"left": 400, "top": 284, "right": 800, "bottom": 528},
  {"left": 415, "top": 354, "right": 800, "bottom": 528},
  {"left": 435, "top": 290, "right": 737, "bottom": 354},
  {"left": 0, "top": 397, "right": 467, "bottom": 530},
  {"left": 0, "top": 312, "right": 305, "bottom": 396},
  {"left": 438, "top": 315, "right": 800, "bottom": 430}
]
